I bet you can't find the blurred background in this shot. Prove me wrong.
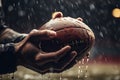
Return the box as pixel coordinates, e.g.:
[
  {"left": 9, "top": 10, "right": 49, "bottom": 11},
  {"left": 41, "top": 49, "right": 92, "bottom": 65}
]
[{"left": 0, "top": 0, "right": 120, "bottom": 80}]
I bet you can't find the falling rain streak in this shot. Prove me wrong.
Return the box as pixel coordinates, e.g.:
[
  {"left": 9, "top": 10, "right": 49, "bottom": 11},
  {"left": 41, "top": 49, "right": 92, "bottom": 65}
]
[{"left": 76, "top": 52, "right": 90, "bottom": 79}]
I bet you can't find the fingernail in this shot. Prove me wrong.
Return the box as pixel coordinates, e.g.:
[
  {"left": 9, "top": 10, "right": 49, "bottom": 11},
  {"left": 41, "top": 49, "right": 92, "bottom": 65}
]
[
  {"left": 30, "top": 29, "right": 38, "bottom": 35},
  {"left": 64, "top": 45, "right": 71, "bottom": 50},
  {"left": 77, "top": 17, "right": 83, "bottom": 21},
  {"left": 49, "top": 31, "right": 57, "bottom": 38}
]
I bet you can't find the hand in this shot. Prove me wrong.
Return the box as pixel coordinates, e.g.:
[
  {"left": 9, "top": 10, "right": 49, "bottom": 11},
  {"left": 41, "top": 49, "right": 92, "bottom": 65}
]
[{"left": 15, "top": 29, "right": 77, "bottom": 74}]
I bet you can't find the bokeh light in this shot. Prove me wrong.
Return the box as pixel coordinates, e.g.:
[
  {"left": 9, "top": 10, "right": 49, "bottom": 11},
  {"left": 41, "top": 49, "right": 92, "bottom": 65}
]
[{"left": 112, "top": 8, "right": 120, "bottom": 18}]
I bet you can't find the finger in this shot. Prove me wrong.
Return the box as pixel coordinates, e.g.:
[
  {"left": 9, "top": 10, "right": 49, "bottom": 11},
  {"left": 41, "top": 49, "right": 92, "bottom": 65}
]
[
  {"left": 29, "top": 29, "right": 57, "bottom": 39},
  {"left": 16, "top": 34, "right": 31, "bottom": 52},
  {"left": 34, "top": 51, "right": 77, "bottom": 74},
  {"left": 77, "top": 17, "right": 83, "bottom": 22},
  {"left": 52, "top": 12, "right": 63, "bottom": 19},
  {"left": 18, "top": 29, "right": 38, "bottom": 45},
  {"left": 55, "top": 45, "right": 71, "bottom": 59},
  {"left": 53, "top": 51, "right": 77, "bottom": 71},
  {"left": 35, "top": 45, "right": 71, "bottom": 64}
]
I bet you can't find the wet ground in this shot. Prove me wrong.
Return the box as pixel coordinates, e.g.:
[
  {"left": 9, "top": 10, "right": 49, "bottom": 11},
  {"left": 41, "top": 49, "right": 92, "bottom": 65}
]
[{"left": 1, "top": 63, "right": 120, "bottom": 80}]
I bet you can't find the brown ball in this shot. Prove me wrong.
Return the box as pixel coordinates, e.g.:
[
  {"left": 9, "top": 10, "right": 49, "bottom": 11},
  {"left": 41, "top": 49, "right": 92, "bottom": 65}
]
[
  {"left": 38, "top": 16, "right": 95, "bottom": 72},
  {"left": 40, "top": 16, "right": 95, "bottom": 59}
]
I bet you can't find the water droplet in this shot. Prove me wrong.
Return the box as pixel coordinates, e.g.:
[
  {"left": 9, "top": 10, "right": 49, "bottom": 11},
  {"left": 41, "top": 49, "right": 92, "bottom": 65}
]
[
  {"left": 89, "top": 4, "right": 95, "bottom": 10},
  {"left": 100, "top": 32, "right": 104, "bottom": 38},
  {"left": 8, "top": 5, "right": 14, "bottom": 12},
  {"left": 85, "top": 74, "right": 88, "bottom": 78},
  {"left": 82, "top": 59, "right": 85, "bottom": 65},
  {"left": 84, "top": 57, "right": 90, "bottom": 79},
  {"left": 87, "top": 58, "right": 89, "bottom": 63},
  {"left": 18, "top": 10, "right": 26, "bottom": 17},
  {"left": 76, "top": 60, "right": 82, "bottom": 79},
  {"left": 59, "top": 73, "right": 62, "bottom": 80}
]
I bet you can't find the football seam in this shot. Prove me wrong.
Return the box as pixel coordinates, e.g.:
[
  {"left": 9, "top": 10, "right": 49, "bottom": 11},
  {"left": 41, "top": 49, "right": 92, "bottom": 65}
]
[{"left": 52, "top": 27, "right": 91, "bottom": 32}]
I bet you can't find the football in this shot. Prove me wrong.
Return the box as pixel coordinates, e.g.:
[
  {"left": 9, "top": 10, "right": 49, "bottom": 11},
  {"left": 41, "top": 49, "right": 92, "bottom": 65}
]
[{"left": 38, "top": 12, "right": 95, "bottom": 72}]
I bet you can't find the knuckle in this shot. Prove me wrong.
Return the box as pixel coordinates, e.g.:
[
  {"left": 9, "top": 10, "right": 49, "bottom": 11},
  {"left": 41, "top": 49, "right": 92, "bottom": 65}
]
[{"left": 30, "top": 29, "right": 38, "bottom": 34}]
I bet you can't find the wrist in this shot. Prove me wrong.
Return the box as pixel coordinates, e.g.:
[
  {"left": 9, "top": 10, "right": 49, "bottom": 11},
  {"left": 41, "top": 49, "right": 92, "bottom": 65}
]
[{"left": 14, "top": 34, "right": 28, "bottom": 65}]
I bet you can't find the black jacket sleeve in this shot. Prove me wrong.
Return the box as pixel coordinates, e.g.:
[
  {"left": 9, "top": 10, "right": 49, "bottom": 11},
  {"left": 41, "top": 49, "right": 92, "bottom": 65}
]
[
  {"left": 0, "top": 25, "right": 25, "bottom": 74},
  {"left": 0, "top": 43, "right": 17, "bottom": 74}
]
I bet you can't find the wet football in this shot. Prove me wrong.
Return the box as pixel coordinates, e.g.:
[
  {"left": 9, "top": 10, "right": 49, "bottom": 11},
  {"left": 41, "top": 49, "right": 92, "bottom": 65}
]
[
  {"left": 38, "top": 15, "right": 95, "bottom": 72},
  {"left": 40, "top": 17, "right": 94, "bottom": 58}
]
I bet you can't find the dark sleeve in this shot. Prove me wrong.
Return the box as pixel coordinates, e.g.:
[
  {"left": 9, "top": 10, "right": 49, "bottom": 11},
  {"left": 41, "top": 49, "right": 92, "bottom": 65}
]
[
  {"left": 0, "top": 36, "right": 25, "bottom": 74},
  {"left": 0, "top": 24, "right": 26, "bottom": 74},
  {"left": 0, "top": 43, "right": 17, "bottom": 74}
]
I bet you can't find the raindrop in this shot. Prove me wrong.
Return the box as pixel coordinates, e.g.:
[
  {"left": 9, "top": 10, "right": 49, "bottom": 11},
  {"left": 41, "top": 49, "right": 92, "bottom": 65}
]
[
  {"left": 36, "top": 0, "right": 39, "bottom": 4},
  {"left": 82, "top": 58, "right": 85, "bottom": 65},
  {"left": 84, "top": 65, "right": 89, "bottom": 78},
  {"left": 39, "top": 5, "right": 42, "bottom": 8},
  {"left": 13, "top": 3, "right": 16, "bottom": 7},
  {"left": 85, "top": 11, "right": 91, "bottom": 16},
  {"left": 84, "top": 55, "right": 90, "bottom": 79},
  {"left": 89, "top": 4, "right": 95, "bottom": 10},
  {"left": 100, "top": 32, "right": 104, "bottom": 38},
  {"left": 76, "top": 52, "right": 90, "bottom": 79},
  {"left": 76, "top": 60, "right": 82, "bottom": 79},
  {"left": 8, "top": 5, "right": 14, "bottom": 12},
  {"left": 59, "top": 73, "right": 62, "bottom": 80},
  {"left": 28, "top": 15, "right": 31, "bottom": 20},
  {"left": 17, "top": 2, "right": 20, "bottom": 6},
  {"left": 85, "top": 73, "right": 88, "bottom": 78},
  {"left": 18, "top": 10, "right": 26, "bottom": 17},
  {"left": 87, "top": 58, "right": 89, "bottom": 63}
]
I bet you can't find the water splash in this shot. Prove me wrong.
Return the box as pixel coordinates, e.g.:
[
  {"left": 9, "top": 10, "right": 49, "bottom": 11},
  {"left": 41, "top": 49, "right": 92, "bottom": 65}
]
[
  {"left": 76, "top": 60, "right": 81, "bottom": 79},
  {"left": 84, "top": 53, "right": 90, "bottom": 79},
  {"left": 76, "top": 52, "right": 90, "bottom": 79},
  {"left": 59, "top": 73, "right": 63, "bottom": 80},
  {"left": 76, "top": 60, "right": 85, "bottom": 79},
  {"left": 84, "top": 65, "right": 89, "bottom": 78}
]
